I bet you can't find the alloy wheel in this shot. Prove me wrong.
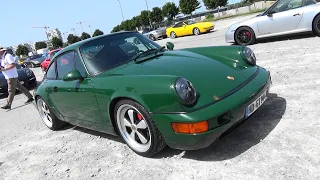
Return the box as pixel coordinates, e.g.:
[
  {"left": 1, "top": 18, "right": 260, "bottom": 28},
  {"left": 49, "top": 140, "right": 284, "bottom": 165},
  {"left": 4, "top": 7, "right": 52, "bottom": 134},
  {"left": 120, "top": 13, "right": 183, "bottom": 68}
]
[
  {"left": 37, "top": 99, "right": 53, "bottom": 128},
  {"left": 236, "top": 29, "right": 252, "bottom": 45},
  {"left": 317, "top": 19, "right": 320, "bottom": 32},
  {"left": 116, "top": 104, "right": 151, "bottom": 153},
  {"left": 170, "top": 32, "right": 176, "bottom": 38},
  {"left": 194, "top": 28, "right": 200, "bottom": 35}
]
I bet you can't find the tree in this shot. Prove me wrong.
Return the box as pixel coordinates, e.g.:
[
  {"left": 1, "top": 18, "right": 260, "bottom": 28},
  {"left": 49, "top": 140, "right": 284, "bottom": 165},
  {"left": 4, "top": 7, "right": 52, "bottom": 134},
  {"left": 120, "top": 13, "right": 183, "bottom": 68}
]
[
  {"left": 15, "top": 45, "right": 29, "bottom": 56},
  {"left": 51, "top": 37, "right": 63, "bottom": 49},
  {"left": 81, "top": 32, "right": 91, "bottom": 40},
  {"left": 67, "top": 34, "right": 81, "bottom": 44},
  {"left": 162, "top": 2, "right": 180, "bottom": 21},
  {"left": 35, "top": 41, "right": 47, "bottom": 50},
  {"left": 111, "top": 25, "right": 121, "bottom": 33},
  {"left": 139, "top": 10, "right": 151, "bottom": 26},
  {"left": 150, "top": 7, "right": 163, "bottom": 25},
  {"left": 92, "top": 29, "right": 104, "bottom": 37},
  {"left": 179, "top": 0, "right": 201, "bottom": 15},
  {"left": 203, "top": 0, "right": 228, "bottom": 9}
]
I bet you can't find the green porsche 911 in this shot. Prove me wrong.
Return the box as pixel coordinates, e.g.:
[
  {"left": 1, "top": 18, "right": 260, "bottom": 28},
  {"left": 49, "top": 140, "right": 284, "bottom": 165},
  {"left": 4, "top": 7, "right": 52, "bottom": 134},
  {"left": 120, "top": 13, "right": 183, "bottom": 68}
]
[{"left": 33, "top": 31, "right": 272, "bottom": 157}]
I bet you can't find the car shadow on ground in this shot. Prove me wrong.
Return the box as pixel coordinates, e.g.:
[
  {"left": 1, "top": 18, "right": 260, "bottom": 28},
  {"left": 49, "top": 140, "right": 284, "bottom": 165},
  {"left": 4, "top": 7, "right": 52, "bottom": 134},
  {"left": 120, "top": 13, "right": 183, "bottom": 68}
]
[
  {"left": 256, "top": 32, "right": 317, "bottom": 44},
  {"left": 154, "top": 93, "right": 287, "bottom": 161}
]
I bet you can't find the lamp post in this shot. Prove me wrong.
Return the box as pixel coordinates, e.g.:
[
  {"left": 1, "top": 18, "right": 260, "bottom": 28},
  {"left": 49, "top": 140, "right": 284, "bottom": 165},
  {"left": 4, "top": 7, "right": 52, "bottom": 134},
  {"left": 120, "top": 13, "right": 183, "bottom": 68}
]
[
  {"left": 144, "top": 0, "right": 152, "bottom": 27},
  {"left": 117, "top": 0, "right": 125, "bottom": 22}
]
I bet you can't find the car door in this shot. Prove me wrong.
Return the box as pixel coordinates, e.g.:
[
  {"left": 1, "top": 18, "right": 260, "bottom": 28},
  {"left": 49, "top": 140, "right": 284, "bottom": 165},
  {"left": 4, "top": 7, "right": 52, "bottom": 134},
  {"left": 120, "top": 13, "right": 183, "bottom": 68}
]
[
  {"left": 257, "top": 0, "right": 304, "bottom": 36},
  {"left": 47, "top": 50, "right": 102, "bottom": 123},
  {"left": 172, "top": 22, "right": 185, "bottom": 36}
]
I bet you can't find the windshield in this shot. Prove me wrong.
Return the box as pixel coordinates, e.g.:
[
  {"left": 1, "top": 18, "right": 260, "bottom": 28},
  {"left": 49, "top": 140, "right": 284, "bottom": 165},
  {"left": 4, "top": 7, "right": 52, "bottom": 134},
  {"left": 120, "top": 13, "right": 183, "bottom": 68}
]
[{"left": 79, "top": 32, "right": 161, "bottom": 75}]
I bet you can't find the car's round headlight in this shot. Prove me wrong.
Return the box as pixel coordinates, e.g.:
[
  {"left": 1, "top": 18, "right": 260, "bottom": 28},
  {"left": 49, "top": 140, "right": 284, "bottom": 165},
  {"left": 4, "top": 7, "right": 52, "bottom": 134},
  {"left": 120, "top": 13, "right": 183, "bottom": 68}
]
[
  {"left": 242, "top": 47, "right": 256, "bottom": 66},
  {"left": 175, "top": 78, "right": 197, "bottom": 105}
]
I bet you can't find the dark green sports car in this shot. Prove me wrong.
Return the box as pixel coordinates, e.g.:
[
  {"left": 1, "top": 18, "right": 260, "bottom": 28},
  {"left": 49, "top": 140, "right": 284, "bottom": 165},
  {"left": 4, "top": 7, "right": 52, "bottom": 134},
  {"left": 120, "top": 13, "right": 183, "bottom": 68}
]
[{"left": 33, "top": 31, "right": 272, "bottom": 157}]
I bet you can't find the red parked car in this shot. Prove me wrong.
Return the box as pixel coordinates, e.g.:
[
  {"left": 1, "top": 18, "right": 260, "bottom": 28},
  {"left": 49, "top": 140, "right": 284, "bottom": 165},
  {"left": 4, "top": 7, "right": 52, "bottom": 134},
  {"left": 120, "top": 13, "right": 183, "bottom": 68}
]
[{"left": 40, "top": 48, "right": 62, "bottom": 73}]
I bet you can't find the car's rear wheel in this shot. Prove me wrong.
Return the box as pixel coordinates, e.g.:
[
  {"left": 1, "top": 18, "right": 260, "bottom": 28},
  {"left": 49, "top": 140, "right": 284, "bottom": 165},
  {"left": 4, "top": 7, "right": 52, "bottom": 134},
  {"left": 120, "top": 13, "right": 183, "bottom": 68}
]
[
  {"left": 193, "top": 27, "right": 201, "bottom": 35},
  {"left": 31, "top": 63, "right": 35, "bottom": 68},
  {"left": 149, "top": 34, "right": 156, "bottom": 41},
  {"left": 234, "top": 27, "right": 256, "bottom": 46},
  {"left": 313, "top": 14, "right": 320, "bottom": 36},
  {"left": 37, "top": 97, "right": 67, "bottom": 130},
  {"left": 114, "top": 99, "right": 166, "bottom": 157},
  {"left": 170, "top": 31, "right": 177, "bottom": 39}
]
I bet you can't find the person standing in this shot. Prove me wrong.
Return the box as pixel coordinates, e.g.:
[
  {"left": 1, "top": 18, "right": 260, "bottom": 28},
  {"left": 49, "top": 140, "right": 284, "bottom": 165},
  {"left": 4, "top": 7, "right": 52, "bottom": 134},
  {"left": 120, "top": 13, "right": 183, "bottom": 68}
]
[{"left": 0, "top": 47, "right": 34, "bottom": 110}]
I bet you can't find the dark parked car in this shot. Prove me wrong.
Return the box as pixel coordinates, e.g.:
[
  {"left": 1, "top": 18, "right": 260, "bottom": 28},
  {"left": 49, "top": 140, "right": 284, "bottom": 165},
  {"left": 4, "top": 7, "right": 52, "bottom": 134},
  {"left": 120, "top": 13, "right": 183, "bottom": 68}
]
[
  {"left": 0, "top": 64, "right": 37, "bottom": 97},
  {"left": 24, "top": 54, "right": 46, "bottom": 68}
]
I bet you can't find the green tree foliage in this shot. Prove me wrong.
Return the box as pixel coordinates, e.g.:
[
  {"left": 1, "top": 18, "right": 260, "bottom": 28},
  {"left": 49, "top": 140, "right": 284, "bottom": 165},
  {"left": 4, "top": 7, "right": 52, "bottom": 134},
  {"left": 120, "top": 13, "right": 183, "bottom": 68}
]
[
  {"left": 203, "top": 0, "right": 228, "bottom": 9},
  {"left": 139, "top": 10, "right": 151, "bottom": 26},
  {"left": 150, "top": 7, "right": 163, "bottom": 24},
  {"left": 81, "top": 32, "right": 91, "bottom": 40},
  {"left": 35, "top": 41, "right": 47, "bottom": 50},
  {"left": 51, "top": 37, "right": 63, "bottom": 49},
  {"left": 93, "top": 29, "right": 104, "bottom": 37},
  {"left": 179, "top": 0, "right": 201, "bottom": 15},
  {"left": 162, "top": 2, "right": 180, "bottom": 21},
  {"left": 111, "top": 25, "right": 121, "bottom": 33},
  {"left": 15, "top": 45, "right": 29, "bottom": 56},
  {"left": 67, "top": 34, "right": 81, "bottom": 44}
]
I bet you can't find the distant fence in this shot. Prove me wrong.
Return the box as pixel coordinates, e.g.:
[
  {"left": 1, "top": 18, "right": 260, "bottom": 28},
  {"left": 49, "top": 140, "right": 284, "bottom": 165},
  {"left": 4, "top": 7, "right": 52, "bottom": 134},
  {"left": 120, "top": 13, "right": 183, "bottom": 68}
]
[{"left": 191, "top": 1, "right": 275, "bottom": 22}]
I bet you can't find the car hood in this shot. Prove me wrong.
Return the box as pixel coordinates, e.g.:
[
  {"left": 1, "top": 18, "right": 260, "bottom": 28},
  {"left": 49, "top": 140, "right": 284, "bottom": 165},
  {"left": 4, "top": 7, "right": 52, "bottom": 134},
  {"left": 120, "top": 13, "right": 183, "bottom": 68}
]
[
  {"left": 0, "top": 69, "right": 28, "bottom": 85},
  {"left": 25, "top": 57, "right": 46, "bottom": 63},
  {"left": 109, "top": 49, "right": 257, "bottom": 103}
]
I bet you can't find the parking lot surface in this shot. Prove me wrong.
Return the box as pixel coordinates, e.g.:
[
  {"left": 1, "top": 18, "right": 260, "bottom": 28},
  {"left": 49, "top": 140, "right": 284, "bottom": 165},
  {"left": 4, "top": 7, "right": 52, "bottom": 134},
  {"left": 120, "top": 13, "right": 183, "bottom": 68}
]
[{"left": 1, "top": 14, "right": 320, "bottom": 180}]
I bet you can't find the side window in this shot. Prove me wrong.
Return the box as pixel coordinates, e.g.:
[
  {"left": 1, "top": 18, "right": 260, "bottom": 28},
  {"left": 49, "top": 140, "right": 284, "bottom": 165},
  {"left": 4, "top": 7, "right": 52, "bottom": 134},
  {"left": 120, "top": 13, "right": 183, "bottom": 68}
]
[
  {"left": 56, "top": 52, "right": 75, "bottom": 79},
  {"left": 46, "top": 62, "right": 56, "bottom": 79},
  {"left": 74, "top": 51, "right": 87, "bottom": 77},
  {"left": 304, "top": 0, "right": 316, "bottom": 6},
  {"left": 271, "top": 0, "right": 303, "bottom": 13},
  {"left": 174, "top": 22, "right": 183, "bottom": 28}
]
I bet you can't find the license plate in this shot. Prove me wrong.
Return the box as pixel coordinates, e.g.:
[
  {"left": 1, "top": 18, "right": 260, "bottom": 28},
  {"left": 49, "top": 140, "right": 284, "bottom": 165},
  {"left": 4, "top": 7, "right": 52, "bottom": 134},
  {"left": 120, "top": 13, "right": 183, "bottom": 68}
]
[{"left": 245, "top": 90, "right": 267, "bottom": 117}]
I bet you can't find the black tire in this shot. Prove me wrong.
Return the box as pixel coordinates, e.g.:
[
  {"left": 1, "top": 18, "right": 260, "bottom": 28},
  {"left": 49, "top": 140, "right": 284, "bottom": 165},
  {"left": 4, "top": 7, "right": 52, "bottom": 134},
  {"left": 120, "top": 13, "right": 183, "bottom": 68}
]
[
  {"left": 36, "top": 97, "right": 67, "bottom": 131},
  {"left": 313, "top": 14, "right": 320, "bottom": 36},
  {"left": 193, "top": 27, "right": 201, "bottom": 35},
  {"left": 114, "top": 99, "right": 166, "bottom": 157},
  {"left": 31, "top": 63, "right": 35, "bottom": 68},
  {"left": 149, "top": 34, "right": 156, "bottom": 41},
  {"left": 234, "top": 26, "right": 256, "bottom": 46},
  {"left": 170, "top": 31, "right": 177, "bottom": 39}
]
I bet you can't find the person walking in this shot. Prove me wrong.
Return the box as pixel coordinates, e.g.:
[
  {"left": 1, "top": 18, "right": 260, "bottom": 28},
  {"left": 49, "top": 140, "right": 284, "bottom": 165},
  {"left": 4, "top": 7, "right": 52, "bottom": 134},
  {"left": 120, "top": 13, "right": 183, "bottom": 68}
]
[{"left": 0, "top": 46, "right": 34, "bottom": 110}]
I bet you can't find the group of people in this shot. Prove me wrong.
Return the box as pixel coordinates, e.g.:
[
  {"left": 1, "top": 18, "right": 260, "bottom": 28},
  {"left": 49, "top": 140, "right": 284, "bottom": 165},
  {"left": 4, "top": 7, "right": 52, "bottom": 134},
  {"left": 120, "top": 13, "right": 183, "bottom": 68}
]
[{"left": 0, "top": 46, "right": 34, "bottom": 110}]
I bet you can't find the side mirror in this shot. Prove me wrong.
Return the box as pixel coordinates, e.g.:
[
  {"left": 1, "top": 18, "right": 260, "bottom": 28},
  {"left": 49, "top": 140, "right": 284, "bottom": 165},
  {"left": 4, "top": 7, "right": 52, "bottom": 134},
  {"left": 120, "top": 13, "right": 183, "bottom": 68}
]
[
  {"left": 166, "top": 42, "right": 174, "bottom": 51},
  {"left": 267, "top": 11, "right": 274, "bottom": 17},
  {"left": 62, "top": 69, "right": 83, "bottom": 82}
]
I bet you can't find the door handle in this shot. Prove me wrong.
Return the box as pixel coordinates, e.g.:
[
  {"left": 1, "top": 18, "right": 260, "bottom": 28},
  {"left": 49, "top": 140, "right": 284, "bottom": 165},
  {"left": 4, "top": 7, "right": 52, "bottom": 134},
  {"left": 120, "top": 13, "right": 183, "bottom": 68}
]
[
  {"left": 53, "top": 86, "right": 58, "bottom": 92},
  {"left": 293, "top": 13, "right": 300, "bottom": 16}
]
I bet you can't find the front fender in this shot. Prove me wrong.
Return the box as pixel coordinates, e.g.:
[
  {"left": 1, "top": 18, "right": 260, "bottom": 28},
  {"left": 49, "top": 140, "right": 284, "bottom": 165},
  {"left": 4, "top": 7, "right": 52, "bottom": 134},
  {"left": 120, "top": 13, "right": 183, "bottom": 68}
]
[{"left": 92, "top": 75, "right": 184, "bottom": 115}]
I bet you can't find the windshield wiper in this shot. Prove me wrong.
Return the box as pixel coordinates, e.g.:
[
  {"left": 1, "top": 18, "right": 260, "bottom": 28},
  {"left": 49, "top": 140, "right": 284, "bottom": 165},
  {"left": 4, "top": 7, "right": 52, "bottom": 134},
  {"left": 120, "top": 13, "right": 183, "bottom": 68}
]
[{"left": 132, "top": 46, "right": 166, "bottom": 63}]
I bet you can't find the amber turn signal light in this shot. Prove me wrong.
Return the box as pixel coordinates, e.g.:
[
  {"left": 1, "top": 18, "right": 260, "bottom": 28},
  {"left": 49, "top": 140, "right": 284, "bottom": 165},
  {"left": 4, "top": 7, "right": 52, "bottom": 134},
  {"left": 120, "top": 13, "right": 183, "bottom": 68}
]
[{"left": 171, "top": 121, "right": 208, "bottom": 134}]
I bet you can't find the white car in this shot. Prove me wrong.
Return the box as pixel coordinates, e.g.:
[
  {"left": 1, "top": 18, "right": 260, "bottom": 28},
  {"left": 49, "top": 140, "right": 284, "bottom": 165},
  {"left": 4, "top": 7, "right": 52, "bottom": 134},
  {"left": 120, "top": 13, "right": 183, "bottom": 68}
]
[{"left": 225, "top": 0, "right": 320, "bottom": 45}]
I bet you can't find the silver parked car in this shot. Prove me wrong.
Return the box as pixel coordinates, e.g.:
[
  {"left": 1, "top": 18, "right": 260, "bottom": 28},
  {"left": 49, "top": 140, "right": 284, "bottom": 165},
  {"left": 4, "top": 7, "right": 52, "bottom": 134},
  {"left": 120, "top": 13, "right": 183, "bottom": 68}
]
[
  {"left": 225, "top": 0, "right": 320, "bottom": 45},
  {"left": 141, "top": 27, "right": 167, "bottom": 41}
]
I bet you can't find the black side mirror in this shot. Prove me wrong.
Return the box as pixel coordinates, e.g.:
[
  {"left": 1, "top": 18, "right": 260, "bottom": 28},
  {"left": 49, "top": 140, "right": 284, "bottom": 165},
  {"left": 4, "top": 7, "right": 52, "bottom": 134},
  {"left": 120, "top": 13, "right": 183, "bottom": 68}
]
[
  {"left": 166, "top": 42, "right": 174, "bottom": 51},
  {"left": 267, "top": 11, "right": 274, "bottom": 17}
]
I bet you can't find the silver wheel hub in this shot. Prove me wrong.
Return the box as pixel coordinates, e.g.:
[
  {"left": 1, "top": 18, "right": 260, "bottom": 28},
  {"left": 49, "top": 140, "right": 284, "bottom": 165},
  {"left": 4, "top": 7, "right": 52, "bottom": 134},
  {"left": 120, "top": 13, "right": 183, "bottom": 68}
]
[
  {"left": 37, "top": 99, "right": 53, "bottom": 128},
  {"left": 116, "top": 104, "right": 151, "bottom": 153}
]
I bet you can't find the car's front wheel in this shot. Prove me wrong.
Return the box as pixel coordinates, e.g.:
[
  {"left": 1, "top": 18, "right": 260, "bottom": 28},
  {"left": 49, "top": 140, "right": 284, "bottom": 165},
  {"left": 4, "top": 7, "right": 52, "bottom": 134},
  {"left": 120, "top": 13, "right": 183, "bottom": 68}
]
[
  {"left": 193, "top": 27, "right": 201, "bottom": 35},
  {"left": 37, "top": 97, "right": 67, "bottom": 130},
  {"left": 313, "top": 14, "right": 320, "bottom": 36},
  {"left": 234, "top": 27, "right": 256, "bottom": 46},
  {"left": 114, "top": 99, "right": 166, "bottom": 157},
  {"left": 149, "top": 34, "right": 156, "bottom": 41}
]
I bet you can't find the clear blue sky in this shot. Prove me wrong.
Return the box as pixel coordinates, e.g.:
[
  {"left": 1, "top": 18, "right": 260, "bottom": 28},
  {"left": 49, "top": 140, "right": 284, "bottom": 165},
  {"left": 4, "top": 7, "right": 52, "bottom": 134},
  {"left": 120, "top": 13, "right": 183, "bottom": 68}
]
[{"left": 0, "top": 0, "right": 239, "bottom": 47}]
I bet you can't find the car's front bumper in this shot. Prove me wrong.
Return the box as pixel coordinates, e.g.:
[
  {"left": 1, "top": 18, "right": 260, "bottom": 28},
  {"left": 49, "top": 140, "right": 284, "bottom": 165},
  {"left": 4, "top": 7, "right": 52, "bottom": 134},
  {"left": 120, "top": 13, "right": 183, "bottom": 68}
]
[
  {"left": 151, "top": 68, "right": 271, "bottom": 150},
  {"left": 225, "top": 28, "right": 236, "bottom": 43}
]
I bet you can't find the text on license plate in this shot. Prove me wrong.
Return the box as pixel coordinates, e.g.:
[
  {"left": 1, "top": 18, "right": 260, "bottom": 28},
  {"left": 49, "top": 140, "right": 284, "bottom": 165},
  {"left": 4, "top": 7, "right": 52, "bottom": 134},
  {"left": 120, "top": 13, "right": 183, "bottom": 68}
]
[{"left": 245, "top": 90, "right": 267, "bottom": 117}]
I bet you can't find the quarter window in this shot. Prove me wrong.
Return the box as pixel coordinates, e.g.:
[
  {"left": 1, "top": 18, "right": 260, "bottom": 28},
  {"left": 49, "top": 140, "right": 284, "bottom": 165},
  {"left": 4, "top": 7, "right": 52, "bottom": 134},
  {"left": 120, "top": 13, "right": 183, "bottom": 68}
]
[
  {"left": 46, "top": 62, "right": 56, "bottom": 79},
  {"left": 56, "top": 52, "right": 75, "bottom": 79}
]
